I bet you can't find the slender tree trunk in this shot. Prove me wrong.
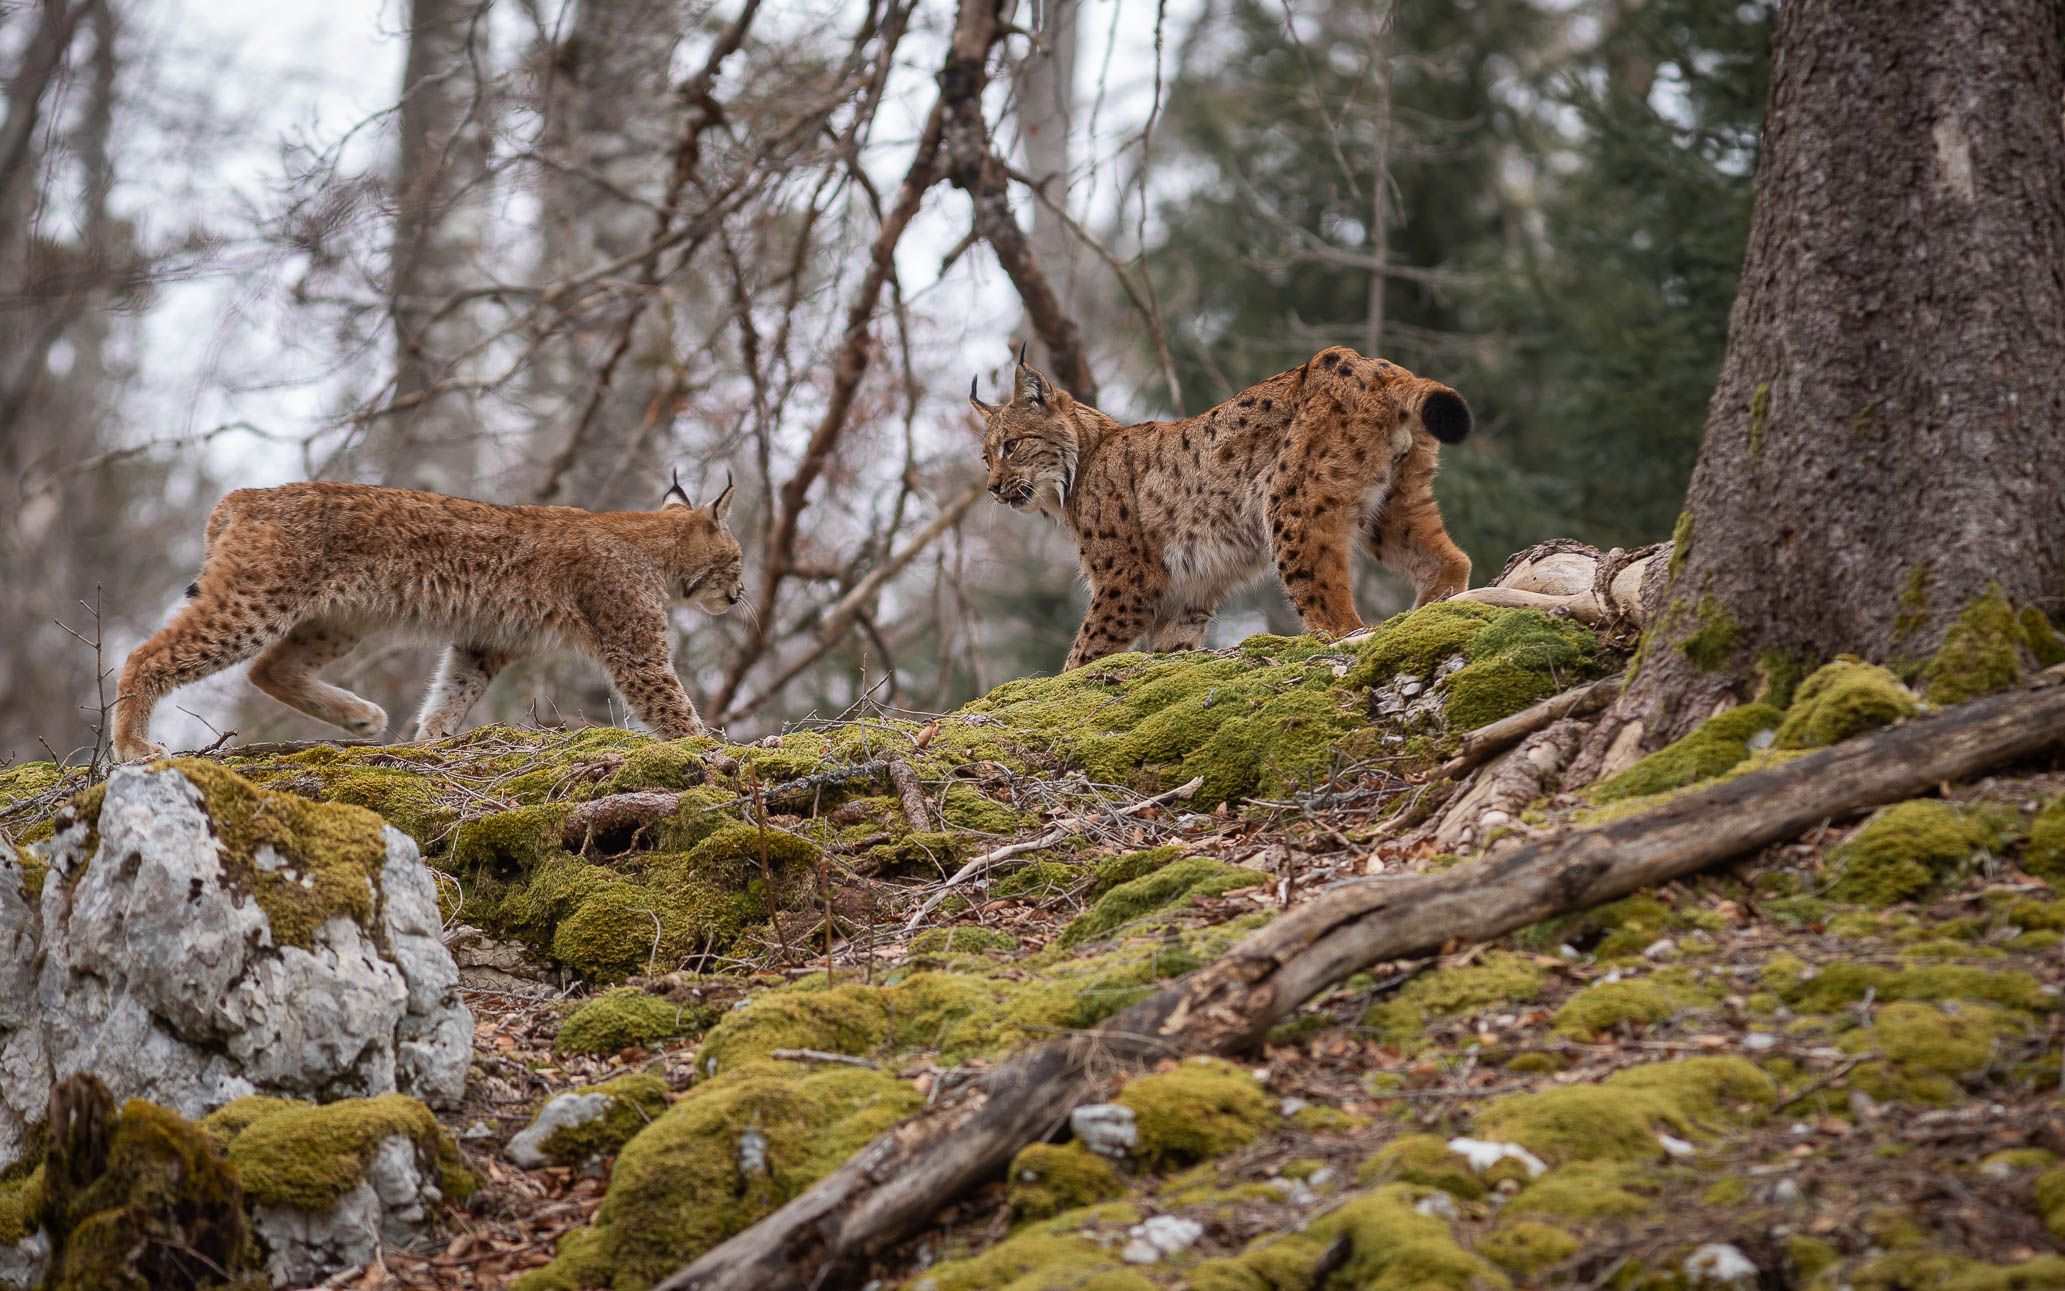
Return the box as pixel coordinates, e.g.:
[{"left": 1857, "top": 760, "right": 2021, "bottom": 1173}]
[
  {"left": 384, "top": 0, "right": 493, "bottom": 495},
  {"left": 1579, "top": 0, "right": 2065, "bottom": 776},
  {"left": 528, "top": 0, "right": 682, "bottom": 510},
  {"left": 1017, "top": 0, "right": 1077, "bottom": 337},
  {"left": 1363, "top": 2, "right": 1391, "bottom": 357}
]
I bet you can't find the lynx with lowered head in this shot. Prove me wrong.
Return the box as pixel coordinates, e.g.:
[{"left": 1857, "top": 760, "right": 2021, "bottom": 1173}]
[
  {"left": 111, "top": 475, "right": 744, "bottom": 761},
  {"left": 972, "top": 345, "right": 1473, "bottom": 668}
]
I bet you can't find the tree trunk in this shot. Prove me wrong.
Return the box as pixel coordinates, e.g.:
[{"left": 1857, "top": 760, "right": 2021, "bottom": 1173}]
[
  {"left": 1581, "top": 0, "right": 2065, "bottom": 773},
  {"left": 384, "top": 0, "right": 493, "bottom": 495},
  {"left": 528, "top": 0, "right": 682, "bottom": 510},
  {"left": 1017, "top": 0, "right": 1078, "bottom": 339}
]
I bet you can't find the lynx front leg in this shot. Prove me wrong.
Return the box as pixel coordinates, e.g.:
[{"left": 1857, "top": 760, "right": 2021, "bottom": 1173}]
[
  {"left": 593, "top": 638, "right": 705, "bottom": 737},
  {"left": 1065, "top": 573, "right": 1168, "bottom": 670},
  {"left": 250, "top": 619, "right": 386, "bottom": 739},
  {"left": 112, "top": 591, "right": 291, "bottom": 761},
  {"left": 412, "top": 646, "right": 510, "bottom": 740}
]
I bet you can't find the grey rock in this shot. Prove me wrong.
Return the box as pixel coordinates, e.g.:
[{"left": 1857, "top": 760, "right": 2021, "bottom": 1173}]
[
  {"left": 508, "top": 1091, "right": 615, "bottom": 1169},
  {"left": 0, "top": 765, "right": 471, "bottom": 1172},
  {"left": 1120, "top": 1215, "right": 1203, "bottom": 1265},
  {"left": 252, "top": 1134, "right": 444, "bottom": 1285},
  {"left": 1069, "top": 1103, "right": 1138, "bottom": 1159}
]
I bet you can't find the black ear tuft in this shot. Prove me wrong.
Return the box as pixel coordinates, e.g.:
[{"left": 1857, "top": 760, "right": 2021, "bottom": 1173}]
[
  {"left": 663, "top": 466, "right": 693, "bottom": 509},
  {"left": 1420, "top": 389, "right": 1473, "bottom": 444},
  {"left": 970, "top": 376, "right": 979, "bottom": 401},
  {"left": 1017, "top": 340, "right": 1028, "bottom": 366}
]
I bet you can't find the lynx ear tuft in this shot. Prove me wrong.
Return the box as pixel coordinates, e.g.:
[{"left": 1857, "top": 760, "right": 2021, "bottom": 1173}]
[
  {"left": 1015, "top": 365, "right": 1050, "bottom": 407},
  {"left": 969, "top": 375, "right": 999, "bottom": 418},
  {"left": 710, "top": 470, "right": 735, "bottom": 526},
  {"left": 1017, "top": 340, "right": 1028, "bottom": 366},
  {"left": 663, "top": 467, "right": 693, "bottom": 510}
]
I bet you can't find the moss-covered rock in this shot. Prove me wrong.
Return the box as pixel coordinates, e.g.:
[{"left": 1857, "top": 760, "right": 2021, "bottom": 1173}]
[
  {"left": 1848, "top": 1251, "right": 2065, "bottom": 1289},
  {"left": 1357, "top": 1134, "right": 1484, "bottom": 1199},
  {"left": 214, "top": 1093, "right": 475, "bottom": 1212},
  {"left": 1479, "top": 1219, "right": 1579, "bottom": 1278},
  {"left": 1593, "top": 704, "right": 1782, "bottom": 803},
  {"left": 518, "top": 1061, "right": 920, "bottom": 1290},
  {"left": 906, "top": 1203, "right": 1148, "bottom": 1291},
  {"left": 516, "top": 1073, "right": 670, "bottom": 1169},
  {"left": 556, "top": 989, "right": 704, "bottom": 1056},
  {"left": 2035, "top": 1165, "right": 2065, "bottom": 1243},
  {"left": 1114, "top": 1057, "right": 1272, "bottom": 1170},
  {"left": 1506, "top": 1161, "right": 1655, "bottom": 1219},
  {"left": 1190, "top": 1185, "right": 1511, "bottom": 1291},
  {"left": 1827, "top": 800, "right": 2002, "bottom": 906},
  {"left": 1476, "top": 1057, "right": 1774, "bottom": 1167},
  {"left": 1055, "top": 856, "right": 1262, "bottom": 948},
  {"left": 1920, "top": 587, "right": 2041, "bottom": 705},
  {"left": 909, "top": 926, "right": 1020, "bottom": 957},
  {"left": 1776, "top": 658, "right": 1919, "bottom": 749},
  {"left": 1550, "top": 978, "right": 1678, "bottom": 1040},
  {"left": 2024, "top": 795, "right": 2065, "bottom": 880},
  {"left": 1005, "top": 1142, "right": 1125, "bottom": 1222}
]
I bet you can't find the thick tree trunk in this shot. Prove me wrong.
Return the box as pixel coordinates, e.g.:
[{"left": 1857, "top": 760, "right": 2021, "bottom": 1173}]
[
  {"left": 1584, "top": 0, "right": 2065, "bottom": 771},
  {"left": 528, "top": 0, "right": 682, "bottom": 510},
  {"left": 384, "top": 0, "right": 493, "bottom": 495},
  {"left": 1017, "top": 0, "right": 1078, "bottom": 338}
]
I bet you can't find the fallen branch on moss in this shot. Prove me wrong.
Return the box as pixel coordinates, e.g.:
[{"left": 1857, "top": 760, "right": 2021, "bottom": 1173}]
[
  {"left": 902, "top": 775, "right": 1205, "bottom": 932},
  {"left": 562, "top": 791, "right": 689, "bottom": 852},
  {"left": 660, "top": 668, "right": 2065, "bottom": 1291},
  {"left": 1435, "top": 674, "right": 1622, "bottom": 781}
]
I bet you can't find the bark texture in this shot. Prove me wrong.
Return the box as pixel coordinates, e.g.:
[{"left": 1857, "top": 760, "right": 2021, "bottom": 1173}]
[
  {"left": 1590, "top": 0, "right": 2065, "bottom": 762},
  {"left": 384, "top": 0, "right": 493, "bottom": 494}
]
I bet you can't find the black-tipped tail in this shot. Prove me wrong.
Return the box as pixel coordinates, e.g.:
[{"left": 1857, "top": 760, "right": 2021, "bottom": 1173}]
[{"left": 1421, "top": 388, "right": 1472, "bottom": 444}]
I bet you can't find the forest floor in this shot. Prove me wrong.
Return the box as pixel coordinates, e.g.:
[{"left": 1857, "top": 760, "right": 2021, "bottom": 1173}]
[{"left": 3, "top": 600, "right": 2063, "bottom": 1290}]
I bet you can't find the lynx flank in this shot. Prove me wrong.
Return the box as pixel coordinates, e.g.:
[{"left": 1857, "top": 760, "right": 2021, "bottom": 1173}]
[
  {"left": 973, "top": 345, "right": 1472, "bottom": 668},
  {"left": 111, "top": 477, "right": 745, "bottom": 761}
]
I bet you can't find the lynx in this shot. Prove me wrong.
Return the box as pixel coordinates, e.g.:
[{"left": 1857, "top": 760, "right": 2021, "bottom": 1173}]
[
  {"left": 972, "top": 345, "right": 1472, "bottom": 669},
  {"left": 111, "top": 476, "right": 744, "bottom": 762}
]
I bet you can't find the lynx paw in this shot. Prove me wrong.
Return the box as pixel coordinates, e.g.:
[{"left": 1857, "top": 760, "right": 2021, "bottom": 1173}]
[
  {"left": 112, "top": 738, "right": 167, "bottom": 763},
  {"left": 341, "top": 704, "right": 389, "bottom": 739}
]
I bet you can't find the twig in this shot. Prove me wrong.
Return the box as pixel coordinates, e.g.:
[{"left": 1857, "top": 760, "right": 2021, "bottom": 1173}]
[
  {"left": 903, "top": 775, "right": 1204, "bottom": 931},
  {"left": 1434, "top": 675, "right": 1623, "bottom": 781},
  {"left": 769, "top": 1048, "right": 881, "bottom": 1069},
  {"left": 884, "top": 756, "right": 934, "bottom": 833}
]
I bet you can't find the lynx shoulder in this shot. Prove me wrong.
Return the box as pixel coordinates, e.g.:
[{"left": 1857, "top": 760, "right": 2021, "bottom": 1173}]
[
  {"left": 111, "top": 477, "right": 744, "bottom": 761},
  {"left": 971, "top": 345, "right": 1471, "bottom": 669}
]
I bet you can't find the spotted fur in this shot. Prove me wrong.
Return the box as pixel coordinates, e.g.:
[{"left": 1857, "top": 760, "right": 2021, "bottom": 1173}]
[
  {"left": 112, "top": 479, "right": 744, "bottom": 761},
  {"left": 974, "top": 345, "right": 1471, "bottom": 669}
]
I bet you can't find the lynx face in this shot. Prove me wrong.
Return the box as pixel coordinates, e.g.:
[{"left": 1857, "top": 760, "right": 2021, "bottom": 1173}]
[
  {"left": 971, "top": 366, "right": 1078, "bottom": 518},
  {"left": 684, "top": 539, "right": 745, "bottom": 614},
  {"left": 664, "top": 476, "right": 745, "bottom": 613}
]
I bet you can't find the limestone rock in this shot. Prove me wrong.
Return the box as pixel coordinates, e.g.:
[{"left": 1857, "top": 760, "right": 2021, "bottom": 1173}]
[
  {"left": 0, "top": 763, "right": 472, "bottom": 1169},
  {"left": 250, "top": 1134, "right": 443, "bottom": 1285}
]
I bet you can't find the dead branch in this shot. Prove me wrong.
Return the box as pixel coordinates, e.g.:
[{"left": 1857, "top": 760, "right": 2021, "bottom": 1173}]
[
  {"left": 662, "top": 668, "right": 2065, "bottom": 1291},
  {"left": 561, "top": 791, "right": 690, "bottom": 852},
  {"left": 903, "top": 774, "right": 1204, "bottom": 932},
  {"left": 884, "top": 757, "right": 934, "bottom": 833},
  {"left": 1435, "top": 675, "right": 1622, "bottom": 781}
]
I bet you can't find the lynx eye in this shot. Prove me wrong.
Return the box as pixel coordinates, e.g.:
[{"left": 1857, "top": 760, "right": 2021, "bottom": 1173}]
[{"left": 1002, "top": 437, "right": 1026, "bottom": 457}]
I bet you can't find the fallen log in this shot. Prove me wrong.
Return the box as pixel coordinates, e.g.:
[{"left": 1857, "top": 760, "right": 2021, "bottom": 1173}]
[{"left": 659, "top": 667, "right": 2065, "bottom": 1291}]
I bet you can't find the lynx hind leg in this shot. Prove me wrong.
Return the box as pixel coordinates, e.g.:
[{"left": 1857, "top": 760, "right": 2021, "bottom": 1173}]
[
  {"left": 412, "top": 646, "right": 508, "bottom": 741},
  {"left": 113, "top": 591, "right": 290, "bottom": 760},
  {"left": 1370, "top": 445, "right": 1470, "bottom": 607},
  {"left": 249, "top": 620, "right": 386, "bottom": 738},
  {"left": 1267, "top": 488, "right": 1364, "bottom": 639}
]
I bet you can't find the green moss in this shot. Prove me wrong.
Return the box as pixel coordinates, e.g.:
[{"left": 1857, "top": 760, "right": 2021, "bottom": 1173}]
[
  {"left": 1593, "top": 704, "right": 1782, "bottom": 803},
  {"left": 1114, "top": 1057, "right": 1272, "bottom": 1170},
  {"left": 1358, "top": 1134, "right": 1483, "bottom": 1199},
  {"left": 2025, "top": 796, "right": 2065, "bottom": 879},
  {"left": 1668, "top": 511, "right": 1694, "bottom": 579},
  {"left": 1507, "top": 1161, "right": 1654, "bottom": 1218},
  {"left": 449, "top": 802, "right": 572, "bottom": 872},
  {"left": 939, "top": 784, "right": 1031, "bottom": 834},
  {"left": 1922, "top": 586, "right": 2034, "bottom": 705},
  {"left": 556, "top": 989, "right": 703, "bottom": 1056},
  {"left": 1362, "top": 951, "right": 1546, "bottom": 1048},
  {"left": 522, "top": 1061, "right": 920, "bottom": 1290},
  {"left": 1703, "top": 1176, "right": 1753, "bottom": 1205},
  {"left": 1828, "top": 800, "right": 2000, "bottom": 905},
  {"left": 1777, "top": 658, "right": 1919, "bottom": 749},
  {"left": 2035, "top": 1165, "right": 2065, "bottom": 1242},
  {"left": 2022, "top": 609, "right": 2065, "bottom": 668},
  {"left": 1789, "top": 1234, "right": 1841, "bottom": 1280},
  {"left": 1550, "top": 978, "right": 1677, "bottom": 1040},
  {"left": 1849, "top": 1252, "right": 2065, "bottom": 1289},
  {"left": 536, "top": 1074, "right": 669, "bottom": 1166},
  {"left": 253, "top": 755, "right": 459, "bottom": 850},
  {"left": 1480, "top": 1219, "right": 1579, "bottom": 1278},
  {"left": 907, "top": 1204, "right": 1149, "bottom": 1291},
  {"left": 98, "top": 761, "right": 392, "bottom": 951},
  {"left": 1873, "top": 1001, "right": 1999, "bottom": 1078},
  {"left": 1191, "top": 1185, "right": 1510, "bottom": 1291},
  {"left": 992, "top": 861, "right": 1083, "bottom": 898},
  {"left": 1090, "top": 844, "right": 1187, "bottom": 890},
  {"left": 909, "top": 926, "right": 1019, "bottom": 956},
  {"left": 0, "top": 1164, "right": 42, "bottom": 1244},
  {"left": 41, "top": 1095, "right": 260, "bottom": 1289},
  {"left": 1678, "top": 595, "right": 1741, "bottom": 671},
  {"left": 1766, "top": 957, "right": 2047, "bottom": 1015},
  {"left": 697, "top": 983, "right": 893, "bottom": 1075},
  {"left": 1006, "top": 1142, "right": 1124, "bottom": 1222},
  {"left": 218, "top": 1093, "right": 475, "bottom": 1211},
  {"left": 602, "top": 739, "right": 711, "bottom": 794},
  {"left": 1055, "top": 855, "right": 1262, "bottom": 947},
  {"left": 1477, "top": 1057, "right": 1774, "bottom": 1166}
]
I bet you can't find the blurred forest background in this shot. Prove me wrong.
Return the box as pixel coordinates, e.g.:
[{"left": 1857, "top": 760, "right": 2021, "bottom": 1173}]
[{"left": 0, "top": 0, "right": 1772, "bottom": 762}]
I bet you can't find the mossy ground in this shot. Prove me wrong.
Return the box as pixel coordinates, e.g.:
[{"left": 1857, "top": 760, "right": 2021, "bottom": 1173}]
[{"left": 11, "top": 621, "right": 2065, "bottom": 1290}]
